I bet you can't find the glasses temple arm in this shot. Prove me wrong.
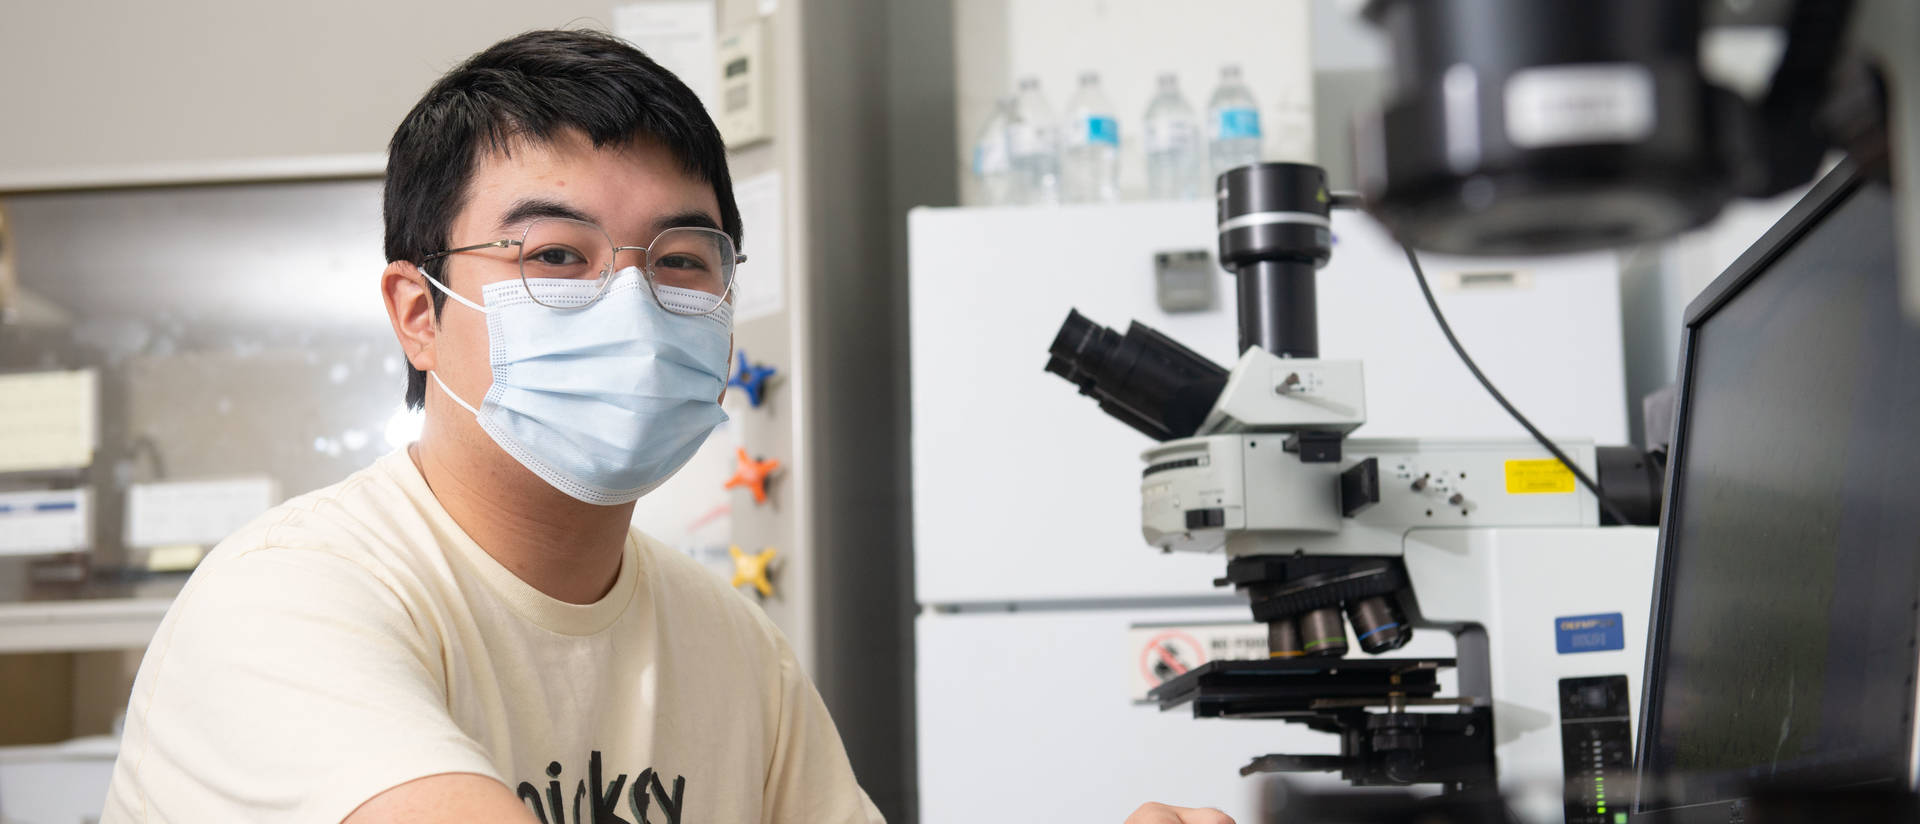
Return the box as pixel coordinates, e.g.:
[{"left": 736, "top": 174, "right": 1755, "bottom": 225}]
[{"left": 420, "top": 238, "right": 518, "bottom": 263}]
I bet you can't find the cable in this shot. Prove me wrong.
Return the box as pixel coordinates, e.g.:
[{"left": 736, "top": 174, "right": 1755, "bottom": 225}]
[{"left": 1401, "top": 244, "right": 1634, "bottom": 526}]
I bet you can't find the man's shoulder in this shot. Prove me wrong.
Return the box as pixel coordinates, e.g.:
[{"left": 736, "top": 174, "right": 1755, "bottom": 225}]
[
  {"left": 199, "top": 454, "right": 442, "bottom": 594},
  {"left": 150, "top": 459, "right": 449, "bottom": 680}
]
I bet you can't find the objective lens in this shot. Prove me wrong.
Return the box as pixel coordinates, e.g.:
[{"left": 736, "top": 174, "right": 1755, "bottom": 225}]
[
  {"left": 1298, "top": 607, "right": 1349, "bottom": 658},
  {"left": 1268, "top": 619, "right": 1304, "bottom": 659},
  {"left": 1346, "top": 595, "right": 1413, "bottom": 654}
]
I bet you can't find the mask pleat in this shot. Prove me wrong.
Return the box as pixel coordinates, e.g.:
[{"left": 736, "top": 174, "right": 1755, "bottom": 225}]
[{"left": 465, "top": 268, "right": 733, "bottom": 504}]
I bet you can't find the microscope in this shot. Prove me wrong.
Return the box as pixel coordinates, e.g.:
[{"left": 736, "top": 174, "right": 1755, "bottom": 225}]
[
  {"left": 1045, "top": 163, "right": 1665, "bottom": 824},
  {"left": 1037, "top": 0, "right": 1920, "bottom": 818}
]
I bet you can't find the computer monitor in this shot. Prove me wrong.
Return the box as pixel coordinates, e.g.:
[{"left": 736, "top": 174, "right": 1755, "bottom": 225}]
[{"left": 1633, "top": 160, "right": 1920, "bottom": 822}]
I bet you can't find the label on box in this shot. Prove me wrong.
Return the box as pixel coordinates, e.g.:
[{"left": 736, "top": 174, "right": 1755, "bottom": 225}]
[
  {"left": 0, "top": 488, "right": 89, "bottom": 555},
  {"left": 126, "top": 477, "right": 278, "bottom": 548},
  {"left": 1506, "top": 458, "right": 1577, "bottom": 494}
]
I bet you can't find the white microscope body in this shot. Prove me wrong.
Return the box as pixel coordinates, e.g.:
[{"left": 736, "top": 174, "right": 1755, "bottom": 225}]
[
  {"left": 1139, "top": 344, "right": 1655, "bottom": 824},
  {"left": 1047, "top": 163, "right": 1658, "bottom": 823}
]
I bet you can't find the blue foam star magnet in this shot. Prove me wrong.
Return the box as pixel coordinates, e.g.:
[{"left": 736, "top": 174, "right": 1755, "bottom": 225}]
[{"left": 728, "top": 350, "right": 778, "bottom": 408}]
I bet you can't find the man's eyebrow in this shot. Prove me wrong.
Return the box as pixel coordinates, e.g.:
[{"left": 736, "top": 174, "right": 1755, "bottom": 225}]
[
  {"left": 649, "top": 210, "right": 723, "bottom": 236},
  {"left": 496, "top": 198, "right": 596, "bottom": 232}
]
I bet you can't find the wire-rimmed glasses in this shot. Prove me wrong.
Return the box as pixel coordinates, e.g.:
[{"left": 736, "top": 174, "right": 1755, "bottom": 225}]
[{"left": 421, "top": 218, "right": 744, "bottom": 314}]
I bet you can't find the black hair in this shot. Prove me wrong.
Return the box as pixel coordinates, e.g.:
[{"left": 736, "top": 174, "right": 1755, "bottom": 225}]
[{"left": 384, "top": 28, "right": 742, "bottom": 410}]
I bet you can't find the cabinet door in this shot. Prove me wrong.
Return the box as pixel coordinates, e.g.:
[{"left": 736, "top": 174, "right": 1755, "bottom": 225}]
[{"left": 915, "top": 607, "right": 1465, "bottom": 823}]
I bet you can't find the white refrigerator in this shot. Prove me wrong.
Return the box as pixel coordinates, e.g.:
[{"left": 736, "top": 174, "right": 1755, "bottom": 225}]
[{"left": 908, "top": 201, "right": 1632, "bottom": 822}]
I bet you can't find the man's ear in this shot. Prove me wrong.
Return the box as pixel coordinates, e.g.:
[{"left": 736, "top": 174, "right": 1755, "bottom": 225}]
[{"left": 382, "top": 260, "right": 438, "bottom": 374}]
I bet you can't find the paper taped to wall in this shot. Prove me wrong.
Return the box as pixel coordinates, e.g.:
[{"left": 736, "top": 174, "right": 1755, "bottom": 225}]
[
  {"left": 731, "top": 170, "right": 785, "bottom": 323},
  {"left": 613, "top": 0, "right": 718, "bottom": 114},
  {"left": 0, "top": 369, "right": 98, "bottom": 473}
]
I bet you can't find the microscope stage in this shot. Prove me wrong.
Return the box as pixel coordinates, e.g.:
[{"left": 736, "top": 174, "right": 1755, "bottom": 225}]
[{"left": 1148, "top": 657, "right": 1456, "bottom": 718}]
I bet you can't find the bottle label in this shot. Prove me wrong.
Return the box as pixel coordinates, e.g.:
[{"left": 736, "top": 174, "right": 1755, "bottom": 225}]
[
  {"left": 1085, "top": 115, "right": 1119, "bottom": 147},
  {"left": 1215, "top": 107, "right": 1261, "bottom": 141}
]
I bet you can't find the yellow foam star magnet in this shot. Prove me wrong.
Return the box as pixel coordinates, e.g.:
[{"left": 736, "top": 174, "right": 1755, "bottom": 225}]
[{"left": 729, "top": 544, "right": 778, "bottom": 598}]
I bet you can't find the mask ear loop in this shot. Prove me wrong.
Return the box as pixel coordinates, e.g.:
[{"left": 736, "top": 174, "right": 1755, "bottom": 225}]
[
  {"left": 415, "top": 263, "right": 487, "bottom": 417},
  {"left": 429, "top": 370, "right": 482, "bottom": 417},
  {"left": 417, "top": 264, "right": 489, "bottom": 314}
]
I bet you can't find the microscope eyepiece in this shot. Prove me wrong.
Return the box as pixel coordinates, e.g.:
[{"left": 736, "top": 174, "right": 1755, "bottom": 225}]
[{"left": 1045, "top": 309, "right": 1228, "bottom": 442}]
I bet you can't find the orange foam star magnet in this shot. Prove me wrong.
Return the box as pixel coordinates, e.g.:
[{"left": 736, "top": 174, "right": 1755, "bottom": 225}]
[
  {"left": 724, "top": 448, "right": 781, "bottom": 504},
  {"left": 729, "top": 545, "right": 778, "bottom": 598}
]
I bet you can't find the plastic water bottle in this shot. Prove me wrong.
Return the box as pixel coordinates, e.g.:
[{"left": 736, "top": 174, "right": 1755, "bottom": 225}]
[
  {"left": 1007, "top": 76, "right": 1061, "bottom": 205},
  {"left": 1143, "top": 73, "right": 1205, "bottom": 200},
  {"left": 1268, "top": 91, "right": 1316, "bottom": 164},
  {"left": 1207, "top": 64, "right": 1264, "bottom": 179},
  {"left": 971, "top": 96, "right": 1017, "bottom": 205},
  {"left": 1061, "top": 72, "right": 1121, "bottom": 203}
]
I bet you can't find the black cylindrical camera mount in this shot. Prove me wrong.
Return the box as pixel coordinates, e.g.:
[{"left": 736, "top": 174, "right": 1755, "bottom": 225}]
[
  {"left": 1359, "top": 0, "right": 1732, "bottom": 256},
  {"left": 1217, "top": 163, "right": 1335, "bottom": 358}
]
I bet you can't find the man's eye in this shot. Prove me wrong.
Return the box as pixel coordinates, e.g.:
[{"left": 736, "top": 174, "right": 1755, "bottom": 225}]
[
  {"left": 655, "top": 254, "right": 713, "bottom": 272},
  {"left": 529, "top": 247, "right": 586, "bottom": 266}
]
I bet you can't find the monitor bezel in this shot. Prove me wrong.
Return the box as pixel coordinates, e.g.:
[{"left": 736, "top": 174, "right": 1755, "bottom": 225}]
[{"left": 1630, "top": 158, "right": 1920, "bottom": 821}]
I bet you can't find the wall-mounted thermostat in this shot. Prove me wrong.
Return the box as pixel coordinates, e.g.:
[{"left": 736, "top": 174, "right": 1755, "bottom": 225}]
[{"left": 715, "top": 21, "right": 772, "bottom": 148}]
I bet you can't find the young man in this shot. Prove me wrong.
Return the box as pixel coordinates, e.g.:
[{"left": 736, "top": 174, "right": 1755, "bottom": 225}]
[
  {"left": 102, "top": 28, "right": 1231, "bottom": 824},
  {"left": 102, "top": 29, "right": 878, "bottom": 823}
]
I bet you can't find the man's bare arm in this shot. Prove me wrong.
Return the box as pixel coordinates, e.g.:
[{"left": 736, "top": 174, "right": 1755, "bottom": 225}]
[
  {"left": 343, "top": 773, "right": 539, "bottom": 824},
  {"left": 1125, "top": 802, "right": 1236, "bottom": 824}
]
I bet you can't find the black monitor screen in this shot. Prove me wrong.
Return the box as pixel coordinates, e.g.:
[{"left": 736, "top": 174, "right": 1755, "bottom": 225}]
[{"left": 1639, "top": 174, "right": 1920, "bottom": 812}]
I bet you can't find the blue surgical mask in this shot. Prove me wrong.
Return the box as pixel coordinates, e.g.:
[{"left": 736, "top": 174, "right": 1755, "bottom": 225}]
[{"left": 420, "top": 266, "right": 732, "bottom": 505}]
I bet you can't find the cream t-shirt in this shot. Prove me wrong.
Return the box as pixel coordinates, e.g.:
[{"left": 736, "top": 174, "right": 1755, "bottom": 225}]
[{"left": 102, "top": 450, "right": 882, "bottom": 823}]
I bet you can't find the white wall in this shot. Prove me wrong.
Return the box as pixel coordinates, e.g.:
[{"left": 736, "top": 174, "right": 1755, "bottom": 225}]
[{"left": 953, "top": 0, "right": 1314, "bottom": 203}]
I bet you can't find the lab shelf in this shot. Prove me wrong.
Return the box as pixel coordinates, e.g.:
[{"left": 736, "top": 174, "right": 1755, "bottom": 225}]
[{"left": 0, "top": 598, "right": 172, "bottom": 654}]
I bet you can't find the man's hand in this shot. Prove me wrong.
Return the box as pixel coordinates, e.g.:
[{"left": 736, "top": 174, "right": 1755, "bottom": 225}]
[{"left": 1124, "top": 802, "right": 1236, "bottom": 824}]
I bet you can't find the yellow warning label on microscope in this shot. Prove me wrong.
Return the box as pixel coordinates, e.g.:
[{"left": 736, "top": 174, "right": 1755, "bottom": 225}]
[{"left": 1505, "top": 458, "right": 1577, "bottom": 494}]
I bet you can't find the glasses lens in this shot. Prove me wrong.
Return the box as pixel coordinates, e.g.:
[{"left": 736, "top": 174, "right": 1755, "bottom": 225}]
[
  {"left": 646, "top": 227, "right": 736, "bottom": 315},
  {"left": 520, "top": 218, "right": 615, "bottom": 308}
]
